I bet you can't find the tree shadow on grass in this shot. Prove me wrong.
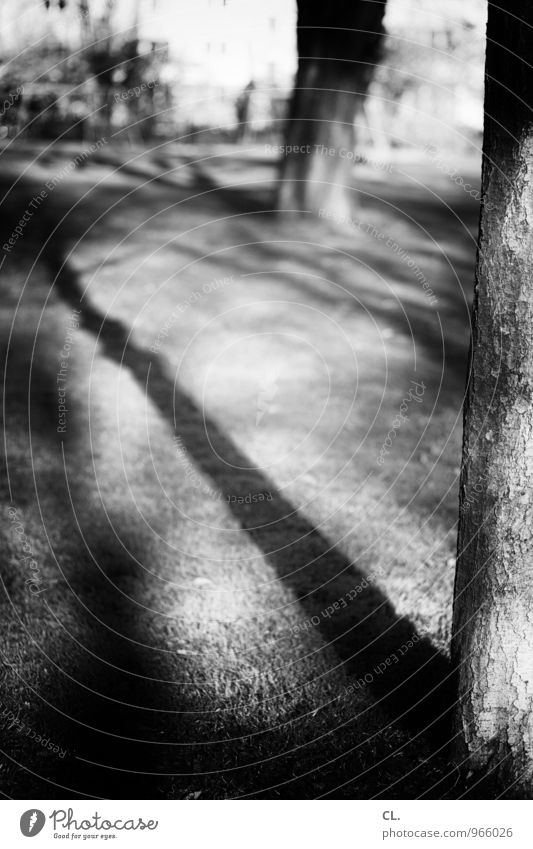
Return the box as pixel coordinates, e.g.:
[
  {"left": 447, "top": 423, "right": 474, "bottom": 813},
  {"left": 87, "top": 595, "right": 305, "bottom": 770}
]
[
  {"left": 46, "top": 246, "right": 456, "bottom": 765},
  {"left": 0, "top": 163, "right": 466, "bottom": 798}
]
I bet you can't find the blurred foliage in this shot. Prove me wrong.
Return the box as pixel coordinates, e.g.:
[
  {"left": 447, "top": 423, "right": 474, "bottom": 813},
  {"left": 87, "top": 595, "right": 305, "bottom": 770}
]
[{"left": 0, "top": 0, "right": 171, "bottom": 140}]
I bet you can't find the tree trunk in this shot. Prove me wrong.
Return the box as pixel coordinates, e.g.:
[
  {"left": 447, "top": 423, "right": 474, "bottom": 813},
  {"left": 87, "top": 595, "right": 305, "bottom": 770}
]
[
  {"left": 452, "top": 0, "right": 533, "bottom": 797},
  {"left": 277, "top": 0, "right": 386, "bottom": 215}
]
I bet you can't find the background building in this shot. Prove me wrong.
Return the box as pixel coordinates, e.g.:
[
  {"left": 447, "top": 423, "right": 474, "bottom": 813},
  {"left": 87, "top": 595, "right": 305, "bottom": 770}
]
[{"left": 0, "top": 0, "right": 486, "bottom": 146}]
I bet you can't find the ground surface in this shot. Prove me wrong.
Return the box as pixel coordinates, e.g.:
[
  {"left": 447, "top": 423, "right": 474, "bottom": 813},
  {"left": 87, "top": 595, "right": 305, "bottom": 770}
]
[{"left": 0, "top": 140, "right": 480, "bottom": 798}]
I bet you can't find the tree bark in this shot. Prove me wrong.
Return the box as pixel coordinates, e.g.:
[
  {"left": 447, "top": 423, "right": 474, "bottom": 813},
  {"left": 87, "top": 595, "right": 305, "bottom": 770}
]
[
  {"left": 277, "top": 0, "right": 386, "bottom": 215},
  {"left": 452, "top": 1, "right": 533, "bottom": 797}
]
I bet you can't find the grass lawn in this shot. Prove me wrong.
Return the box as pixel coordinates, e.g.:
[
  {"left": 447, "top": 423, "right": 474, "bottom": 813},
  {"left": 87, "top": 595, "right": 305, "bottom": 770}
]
[{"left": 0, "top": 141, "right": 478, "bottom": 798}]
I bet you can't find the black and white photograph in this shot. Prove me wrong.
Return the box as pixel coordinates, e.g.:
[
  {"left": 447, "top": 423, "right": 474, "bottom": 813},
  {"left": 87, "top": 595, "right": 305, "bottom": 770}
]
[{"left": 0, "top": 0, "right": 532, "bottom": 838}]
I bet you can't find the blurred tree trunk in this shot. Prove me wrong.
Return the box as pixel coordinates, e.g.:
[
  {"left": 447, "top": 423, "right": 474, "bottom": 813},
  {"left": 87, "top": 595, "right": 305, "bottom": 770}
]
[
  {"left": 452, "top": 0, "right": 533, "bottom": 797},
  {"left": 277, "top": 0, "right": 387, "bottom": 215}
]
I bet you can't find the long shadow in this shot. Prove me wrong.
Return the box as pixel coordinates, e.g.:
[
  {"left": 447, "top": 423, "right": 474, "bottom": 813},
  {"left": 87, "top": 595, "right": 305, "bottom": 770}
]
[
  {"left": 46, "top": 245, "right": 455, "bottom": 754},
  {"left": 0, "top": 161, "right": 460, "bottom": 790}
]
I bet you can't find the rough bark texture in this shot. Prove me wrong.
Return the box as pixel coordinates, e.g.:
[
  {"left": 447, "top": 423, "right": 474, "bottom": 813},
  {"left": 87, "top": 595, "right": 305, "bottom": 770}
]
[
  {"left": 452, "top": 1, "right": 533, "bottom": 797},
  {"left": 277, "top": 0, "right": 386, "bottom": 214}
]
